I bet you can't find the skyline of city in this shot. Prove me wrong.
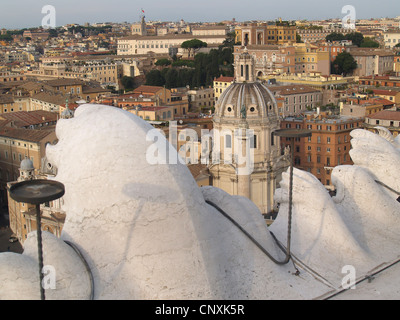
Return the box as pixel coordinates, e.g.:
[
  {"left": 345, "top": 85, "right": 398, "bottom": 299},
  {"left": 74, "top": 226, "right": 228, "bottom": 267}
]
[{"left": 1, "top": 0, "right": 400, "bottom": 29}]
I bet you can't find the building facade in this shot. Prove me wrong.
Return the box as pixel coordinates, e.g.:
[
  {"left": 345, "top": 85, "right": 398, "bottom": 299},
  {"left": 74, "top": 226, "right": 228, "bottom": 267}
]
[
  {"left": 280, "top": 113, "right": 364, "bottom": 188},
  {"left": 364, "top": 110, "right": 400, "bottom": 137},
  {"left": 268, "top": 84, "right": 323, "bottom": 116},
  {"left": 235, "top": 22, "right": 297, "bottom": 46},
  {"left": 117, "top": 34, "right": 226, "bottom": 56}
]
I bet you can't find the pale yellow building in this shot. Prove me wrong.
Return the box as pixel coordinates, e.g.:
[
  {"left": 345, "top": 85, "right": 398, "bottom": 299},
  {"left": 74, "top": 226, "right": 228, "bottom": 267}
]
[
  {"left": 394, "top": 56, "right": 400, "bottom": 76},
  {"left": 213, "top": 75, "right": 235, "bottom": 103},
  {"left": 294, "top": 43, "right": 330, "bottom": 75},
  {"left": 0, "top": 127, "right": 57, "bottom": 206},
  {"left": 235, "top": 22, "right": 297, "bottom": 46}
]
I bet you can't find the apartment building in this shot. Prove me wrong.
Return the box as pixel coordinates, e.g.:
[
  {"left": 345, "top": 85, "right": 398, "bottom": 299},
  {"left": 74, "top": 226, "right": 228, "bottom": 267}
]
[
  {"left": 349, "top": 48, "right": 395, "bottom": 77},
  {"left": 294, "top": 43, "right": 330, "bottom": 75},
  {"left": 297, "top": 28, "right": 353, "bottom": 43},
  {"left": 359, "top": 75, "right": 400, "bottom": 88},
  {"left": 213, "top": 75, "right": 234, "bottom": 103},
  {"left": 187, "top": 87, "right": 215, "bottom": 111},
  {"left": 395, "top": 56, "right": 400, "bottom": 76},
  {"left": 280, "top": 113, "right": 364, "bottom": 188},
  {"left": 0, "top": 127, "right": 57, "bottom": 204},
  {"left": 192, "top": 26, "right": 229, "bottom": 36},
  {"left": 235, "top": 22, "right": 297, "bottom": 46},
  {"left": 383, "top": 31, "right": 400, "bottom": 48},
  {"left": 268, "top": 84, "right": 323, "bottom": 116},
  {"left": 372, "top": 89, "right": 400, "bottom": 104},
  {"left": 117, "top": 34, "right": 226, "bottom": 56},
  {"left": 364, "top": 110, "right": 400, "bottom": 137},
  {"left": 37, "top": 60, "right": 121, "bottom": 89},
  {"left": 318, "top": 41, "right": 353, "bottom": 62}
]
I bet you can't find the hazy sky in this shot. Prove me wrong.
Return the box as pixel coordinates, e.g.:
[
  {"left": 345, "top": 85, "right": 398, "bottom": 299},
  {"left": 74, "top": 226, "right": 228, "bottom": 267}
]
[{"left": 1, "top": 0, "right": 399, "bottom": 29}]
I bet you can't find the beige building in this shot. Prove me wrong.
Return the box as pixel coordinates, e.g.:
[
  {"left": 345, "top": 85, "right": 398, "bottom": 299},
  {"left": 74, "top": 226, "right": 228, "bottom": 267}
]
[
  {"left": 268, "top": 84, "right": 323, "bottom": 116},
  {"left": 188, "top": 87, "right": 215, "bottom": 111},
  {"left": 294, "top": 43, "right": 330, "bottom": 75},
  {"left": 349, "top": 48, "right": 395, "bottom": 77},
  {"left": 384, "top": 31, "right": 400, "bottom": 48},
  {"left": 0, "top": 127, "right": 57, "bottom": 206},
  {"left": 117, "top": 34, "right": 226, "bottom": 56},
  {"left": 297, "top": 28, "right": 353, "bottom": 43},
  {"left": 126, "top": 105, "right": 175, "bottom": 122},
  {"left": 364, "top": 110, "right": 400, "bottom": 137},
  {"left": 7, "top": 157, "right": 65, "bottom": 245},
  {"left": 192, "top": 25, "right": 229, "bottom": 36},
  {"left": 235, "top": 22, "right": 297, "bottom": 46},
  {"left": 234, "top": 45, "right": 296, "bottom": 77},
  {"left": 213, "top": 75, "right": 235, "bottom": 103}
]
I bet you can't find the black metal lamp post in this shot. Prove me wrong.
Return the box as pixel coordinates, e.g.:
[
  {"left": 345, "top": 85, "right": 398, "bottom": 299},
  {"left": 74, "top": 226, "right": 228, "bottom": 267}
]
[
  {"left": 9, "top": 179, "right": 65, "bottom": 300},
  {"left": 273, "top": 129, "right": 312, "bottom": 263}
]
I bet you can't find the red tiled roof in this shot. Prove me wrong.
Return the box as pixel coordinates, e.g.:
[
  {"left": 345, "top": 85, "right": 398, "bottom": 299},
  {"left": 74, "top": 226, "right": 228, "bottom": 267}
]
[
  {"left": 0, "top": 111, "right": 59, "bottom": 128},
  {"left": 367, "top": 110, "right": 400, "bottom": 121},
  {"left": 0, "top": 127, "right": 55, "bottom": 142},
  {"left": 140, "top": 106, "right": 168, "bottom": 111},
  {"left": 214, "top": 76, "right": 235, "bottom": 83},
  {"left": 372, "top": 89, "right": 400, "bottom": 96},
  {"left": 133, "top": 85, "right": 165, "bottom": 94}
]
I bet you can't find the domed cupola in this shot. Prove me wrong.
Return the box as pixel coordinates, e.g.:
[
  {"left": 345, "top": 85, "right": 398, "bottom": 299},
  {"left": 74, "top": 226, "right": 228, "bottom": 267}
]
[
  {"left": 210, "top": 47, "right": 288, "bottom": 216},
  {"left": 214, "top": 82, "right": 279, "bottom": 121},
  {"left": 214, "top": 48, "right": 279, "bottom": 123}
]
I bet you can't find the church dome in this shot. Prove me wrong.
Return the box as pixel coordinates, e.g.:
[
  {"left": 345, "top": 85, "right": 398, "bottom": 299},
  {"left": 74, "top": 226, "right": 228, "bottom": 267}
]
[
  {"left": 214, "top": 81, "right": 278, "bottom": 120},
  {"left": 20, "top": 158, "right": 34, "bottom": 171}
]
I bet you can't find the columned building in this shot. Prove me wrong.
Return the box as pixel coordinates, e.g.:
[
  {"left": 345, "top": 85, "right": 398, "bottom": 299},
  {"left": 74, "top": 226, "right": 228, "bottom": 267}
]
[{"left": 209, "top": 48, "right": 289, "bottom": 216}]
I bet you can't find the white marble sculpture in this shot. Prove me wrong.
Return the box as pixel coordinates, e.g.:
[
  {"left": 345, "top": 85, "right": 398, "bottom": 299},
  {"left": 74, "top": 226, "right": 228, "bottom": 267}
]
[{"left": 0, "top": 105, "right": 399, "bottom": 300}]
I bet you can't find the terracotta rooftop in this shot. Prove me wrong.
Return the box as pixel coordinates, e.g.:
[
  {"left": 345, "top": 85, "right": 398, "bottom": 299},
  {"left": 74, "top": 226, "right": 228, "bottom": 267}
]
[
  {"left": 269, "top": 85, "right": 320, "bottom": 95},
  {"left": 367, "top": 110, "right": 400, "bottom": 121},
  {"left": 372, "top": 89, "right": 400, "bottom": 96},
  {"left": 133, "top": 85, "right": 166, "bottom": 94},
  {"left": 44, "top": 78, "right": 85, "bottom": 87},
  {"left": 0, "top": 127, "right": 55, "bottom": 142},
  {"left": 214, "top": 76, "right": 235, "bottom": 82},
  {"left": 0, "top": 110, "right": 59, "bottom": 128}
]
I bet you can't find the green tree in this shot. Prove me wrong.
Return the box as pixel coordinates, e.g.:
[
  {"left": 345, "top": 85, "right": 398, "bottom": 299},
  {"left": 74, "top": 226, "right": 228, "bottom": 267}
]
[
  {"left": 296, "top": 33, "right": 303, "bottom": 43},
  {"left": 181, "top": 39, "right": 207, "bottom": 58},
  {"left": 360, "top": 37, "right": 380, "bottom": 48},
  {"left": 121, "top": 76, "right": 135, "bottom": 90},
  {"left": 155, "top": 58, "right": 171, "bottom": 67},
  {"left": 165, "top": 68, "right": 179, "bottom": 89},
  {"left": 145, "top": 70, "right": 165, "bottom": 87},
  {"left": 345, "top": 32, "right": 364, "bottom": 47},
  {"left": 332, "top": 52, "right": 357, "bottom": 76},
  {"left": 326, "top": 32, "right": 345, "bottom": 42}
]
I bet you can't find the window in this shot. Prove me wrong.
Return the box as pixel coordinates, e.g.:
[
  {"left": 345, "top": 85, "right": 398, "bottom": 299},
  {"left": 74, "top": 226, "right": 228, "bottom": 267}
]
[
  {"left": 225, "top": 135, "right": 232, "bottom": 148},
  {"left": 250, "top": 135, "right": 257, "bottom": 149}
]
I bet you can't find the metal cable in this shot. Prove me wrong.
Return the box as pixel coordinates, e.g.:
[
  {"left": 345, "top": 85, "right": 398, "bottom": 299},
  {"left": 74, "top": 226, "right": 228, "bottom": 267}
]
[
  {"left": 205, "top": 199, "right": 293, "bottom": 265},
  {"left": 64, "top": 240, "right": 94, "bottom": 300}
]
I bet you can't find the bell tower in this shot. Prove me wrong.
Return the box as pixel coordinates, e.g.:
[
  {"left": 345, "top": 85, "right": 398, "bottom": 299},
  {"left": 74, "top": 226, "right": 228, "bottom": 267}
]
[{"left": 234, "top": 48, "right": 255, "bottom": 82}]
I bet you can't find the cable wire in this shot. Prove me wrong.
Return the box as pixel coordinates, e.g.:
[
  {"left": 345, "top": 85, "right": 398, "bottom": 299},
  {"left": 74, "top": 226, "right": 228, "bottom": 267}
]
[
  {"left": 205, "top": 199, "right": 293, "bottom": 265},
  {"left": 64, "top": 240, "right": 94, "bottom": 300}
]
